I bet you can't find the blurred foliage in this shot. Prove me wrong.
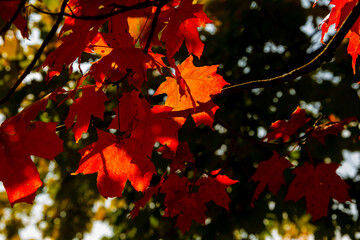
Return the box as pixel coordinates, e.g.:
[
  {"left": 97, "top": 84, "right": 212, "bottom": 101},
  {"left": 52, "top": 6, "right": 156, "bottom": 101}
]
[{"left": 1, "top": 0, "right": 360, "bottom": 239}]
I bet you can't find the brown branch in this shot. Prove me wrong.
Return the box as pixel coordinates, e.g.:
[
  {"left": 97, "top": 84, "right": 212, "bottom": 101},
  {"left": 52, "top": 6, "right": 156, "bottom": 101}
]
[
  {"left": 0, "top": 0, "right": 27, "bottom": 37},
  {"left": 143, "top": 1, "right": 166, "bottom": 53},
  {"left": 64, "top": 0, "right": 163, "bottom": 20},
  {"left": 216, "top": 0, "right": 360, "bottom": 99},
  {"left": 0, "top": 0, "right": 69, "bottom": 106},
  {"left": 30, "top": 0, "right": 163, "bottom": 20}
]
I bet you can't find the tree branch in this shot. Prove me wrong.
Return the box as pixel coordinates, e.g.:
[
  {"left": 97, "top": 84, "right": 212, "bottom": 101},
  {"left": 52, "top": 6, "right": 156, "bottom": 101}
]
[
  {"left": 0, "top": 0, "right": 69, "bottom": 106},
  {"left": 143, "top": 0, "right": 166, "bottom": 54},
  {"left": 217, "top": 0, "right": 360, "bottom": 99},
  {"left": 0, "top": 0, "right": 27, "bottom": 37},
  {"left": 30, "top": 0, "right": 163, "bottom": 21}
]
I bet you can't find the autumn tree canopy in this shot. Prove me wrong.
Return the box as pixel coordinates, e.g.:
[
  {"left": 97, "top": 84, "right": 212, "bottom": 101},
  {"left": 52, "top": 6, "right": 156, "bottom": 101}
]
[{"left": 1, "top": 0, "right": 360, "bottom": 239}]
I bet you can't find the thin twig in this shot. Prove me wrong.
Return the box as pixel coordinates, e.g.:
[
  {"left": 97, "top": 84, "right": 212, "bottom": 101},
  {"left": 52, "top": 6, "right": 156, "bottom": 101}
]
[
  {"left": 0, "top": 0, "right": 27, "bottom": 37},
  {"left": 56, "top": 124, "right": 67, "bottom": 132},
  {"left": 0, "top": 0, "right": 69, "bottom": 106},
  {"left": 216, "top": 0, "right": 360, "bottom": 98},
  {"left": 116, "top": 85, "right": 121, "bottom": 133},
  {"left": 28, "top": 4, "right": 59, "bottom": 16}
]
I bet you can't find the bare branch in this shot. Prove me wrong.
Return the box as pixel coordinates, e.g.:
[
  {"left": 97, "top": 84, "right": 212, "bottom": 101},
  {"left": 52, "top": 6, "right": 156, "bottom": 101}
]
[
  {"left": 30, "top": 0, "right": 163, "bottom": 20},
  {"left": 217, "top": 0, "right": 360, "bottom": 98}
]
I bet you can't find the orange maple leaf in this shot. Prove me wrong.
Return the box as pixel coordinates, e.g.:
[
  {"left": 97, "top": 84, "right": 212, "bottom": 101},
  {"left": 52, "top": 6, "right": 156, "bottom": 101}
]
[{"left": 154, "top": 55, "right": 228, "bottom": 127}]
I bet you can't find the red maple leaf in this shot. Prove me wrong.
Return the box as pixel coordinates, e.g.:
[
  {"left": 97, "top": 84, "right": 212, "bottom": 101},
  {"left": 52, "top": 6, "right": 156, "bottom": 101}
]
[
  {"left": 130, "top": 185, "right": 159, "bottom": 219},
  {"left": 84, "top": 32, "right": 157, "bottom": 89},
  {"left": 311, "top": 116, "right": 357, "bottom": 144},
  {"left": 160, "top": 174, "right": 208, "bottom": 233},
  {"left": 73, "top": 129, "right": 156, "bottom": 198},
  {"left": 264, "top": 106, "right": 311, "bottom": 142},
  {"left": 109, "top": 91, "right": 182, "bottom": 153},
  {"left": 250, "top": 151, "right": 293, "bottom": 206},
  {"left": 131, "top": 104, "right": 182, "bottom": 153},
  {"left": 108, "top": 91, "right": 148, "bottom": 133},
  {"left": 316, "top": 0, "right": 360, "bottom": 73},
  {"left": 74, "top": 91, "right": 182, "bottom": 197},
  {"left": 159, "top": 142, "right": 195, "bottom": 173},
  {"left": 285, "top": 162, "right": 351, "bottom": 221},
  {"left": 130, "top": 176, "right": 164, "bottom": 219},
  {"left": 0, "top": 97, "right": 63, "bottom": 206},
  {"left": 154, "top": 55, "right": 229, "bottom": 127},
  {"left": 65, "top": 86, "right": 108, "bottom": 143},
  {"left": 196, "top": 169, "right": 238, "bottom": 211},
  {"left": 160, "top": 0, "right": 211, "bottom": 59},
  {"left": 43, "top": 0, "right": 138, "bottom": 79},
  {"left": 345, "top": 30, "right": 360, "bottom": 73},
  {"left": 43, "top": 0, "right": 106, "bottom": 78},
  {"left": 160, "top": 171, "right": 237, "bottom": 233},
  {"left": 131, "top": 143, "right": 197, "bottom": 218}
]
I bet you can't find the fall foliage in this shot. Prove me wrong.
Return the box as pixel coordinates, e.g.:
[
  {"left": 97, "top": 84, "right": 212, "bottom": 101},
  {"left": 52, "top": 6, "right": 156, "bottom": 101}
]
[{"left": 1, "top": 0, "right": 360, "bottom": 239}]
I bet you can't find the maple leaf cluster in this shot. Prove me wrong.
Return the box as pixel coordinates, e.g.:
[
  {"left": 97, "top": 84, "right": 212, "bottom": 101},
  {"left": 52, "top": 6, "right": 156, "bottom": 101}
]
[
  {"left": 130, "top": 167, "right": 237, "bottom": 233},
  {"left": 0, "top": 0, "right": 236, "bottom": 232},
  {"left": 252, "top": 106, "right": 357, "bottom": 220},
  {"left": 1, "top": 0, "right": 360, "bottom": 233}
]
